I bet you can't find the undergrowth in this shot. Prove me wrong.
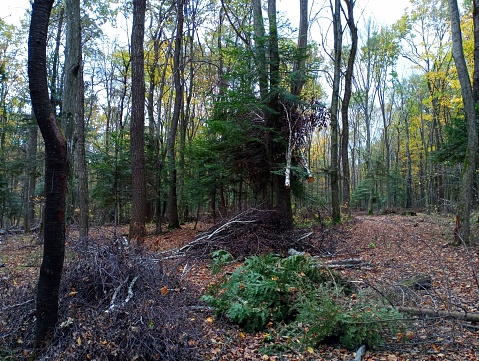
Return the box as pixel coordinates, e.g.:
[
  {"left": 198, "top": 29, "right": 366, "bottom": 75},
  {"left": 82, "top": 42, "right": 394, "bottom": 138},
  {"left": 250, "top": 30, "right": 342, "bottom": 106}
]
[{"left": 202, "top": 252, "right": 403, "bottom": 351}]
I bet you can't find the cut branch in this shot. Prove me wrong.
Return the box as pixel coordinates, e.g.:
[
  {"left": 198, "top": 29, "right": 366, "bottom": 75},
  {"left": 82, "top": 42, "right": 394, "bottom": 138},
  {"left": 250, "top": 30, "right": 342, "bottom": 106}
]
[{"left": 397, "top": 306, "right": 479, "bottom": 322}]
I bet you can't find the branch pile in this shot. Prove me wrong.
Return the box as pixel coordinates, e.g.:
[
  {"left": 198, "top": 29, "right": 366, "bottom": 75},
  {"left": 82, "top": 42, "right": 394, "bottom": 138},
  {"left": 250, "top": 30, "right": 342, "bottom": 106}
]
[
  {"left": 160, "top": 208, "right": 325, "bottom": 260},
  {"left": 1, "top": 237, "right": 203, "bottom": 360}
]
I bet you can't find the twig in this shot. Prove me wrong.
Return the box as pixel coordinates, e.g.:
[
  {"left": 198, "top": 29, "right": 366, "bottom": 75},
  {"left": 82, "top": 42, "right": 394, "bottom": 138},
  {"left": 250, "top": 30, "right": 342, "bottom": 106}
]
[
  {"left": 0, "top": 298, "right": 34, "bottom": 311},
  {"left": 104, "top": 276, "right": 138, "bottom": 313}
]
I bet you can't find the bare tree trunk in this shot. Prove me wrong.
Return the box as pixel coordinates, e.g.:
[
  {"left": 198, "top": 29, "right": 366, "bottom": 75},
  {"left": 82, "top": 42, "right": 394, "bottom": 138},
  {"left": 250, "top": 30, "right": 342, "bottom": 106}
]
[
  {"left": 449, "top": 0, "right": 478, "bottom": 244},
  {"left": 167, "top": 0, "right": 185, "bottom": 229},
  {"left": 28, "top": 0, "right": 68, "bottom": 347},
  {"left": 64, "top": 0, "right": 87, "bottom": 237},
  {"left": 340, "top": 0, "right": 357, "bottom": 217},
  {"left": 25, "top": 114, "right": 38, "bottom": 233},
  {"left": 49, "top": 5, "right": 64, "bottom": 115},
  {"left": 290, "top": 0, "right": 308, "bottom": 97},
  {"left": 330, "top": 0, "right": 341, "bottom": 223},
  {"left": 130, "top": 0, "right": 147, "bottom": 240},
  {"left": 76, "top": 65, "right": 88, "bottom": 237},
  {"left": 252, "top": 0, "right": 268, "bottom": 100}
]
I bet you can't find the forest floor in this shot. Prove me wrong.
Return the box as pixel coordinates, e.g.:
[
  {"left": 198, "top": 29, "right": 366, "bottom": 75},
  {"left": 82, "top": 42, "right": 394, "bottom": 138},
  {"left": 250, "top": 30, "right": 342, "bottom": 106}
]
[{"left": 1, "top": 211, "right": 479, "bottom": 360}]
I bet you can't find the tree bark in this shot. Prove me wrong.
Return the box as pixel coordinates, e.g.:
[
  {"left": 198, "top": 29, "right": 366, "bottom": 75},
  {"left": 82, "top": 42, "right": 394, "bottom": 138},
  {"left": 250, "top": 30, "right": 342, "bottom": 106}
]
[
  {"left": 448, "top": 0, "right": 478, "bottom": 244},
  {"left": 130, "top": 0, "right": 147, "bottom": 240},
  {"left": 340, "top": 0, "right": 357, "bottom": 217},
  {"left": 166, "top": 0, "right": 185, "bottom": 229},
  {"left": 25, "top": 114, "right": 38, "bottom": 233},
  {"left": 330, "top": 0, "right": 342, "bottom": 223},
  {"left": 64, "top": 0, "right": 87, "bottom": 237},
  {"left": 28, "top": 0, "right": 68, "bottom": 347},
  {"left": 252, "top": 0, "right": 268, "bottom": 100},
  {"left": 290, "top": 0, "right": 308, "bottom": 97},
  {"left": 268, "top": 0, "right": 293, "bottom": 229}
]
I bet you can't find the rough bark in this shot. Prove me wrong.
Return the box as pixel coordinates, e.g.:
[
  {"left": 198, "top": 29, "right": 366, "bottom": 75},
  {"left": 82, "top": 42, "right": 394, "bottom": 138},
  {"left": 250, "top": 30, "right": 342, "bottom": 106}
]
[
  {"left": 28, "top": 0, "right": 68, "bottom": 347},
  {"left": 268, "top": 0, "right": 293, "bottom": 229},
  {"left": 130, "top": 0, "right": 147, "bottom": 240},
  {"left": 340, "top": 0, "right": 357, "bottom": 217},
  {"left": 330, "top": 0, "right": 342, "bottom": 223},
  {"left": 64, "top": 0, "right": 87, "bottom": 237},
  {"left": 25, "top": 114, "right": 38, "bottom": 233},
  {"left": 252, "top": 0, "right": 268, "bottom": 100},
  {"left": 290, "top": 0, "right": 308, "bottom": 97},
  {"left": 448, "top": 0, "right": 478, "bottom": 244},
  {"left": 166, "top": 0, "right": 185, "bottom": 229}
]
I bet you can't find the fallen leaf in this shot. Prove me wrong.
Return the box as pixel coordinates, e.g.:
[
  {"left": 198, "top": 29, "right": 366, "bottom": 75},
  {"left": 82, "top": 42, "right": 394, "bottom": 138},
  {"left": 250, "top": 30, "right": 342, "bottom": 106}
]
[{"left": 160, "top": 286, "right": 168, "bottom": 295}]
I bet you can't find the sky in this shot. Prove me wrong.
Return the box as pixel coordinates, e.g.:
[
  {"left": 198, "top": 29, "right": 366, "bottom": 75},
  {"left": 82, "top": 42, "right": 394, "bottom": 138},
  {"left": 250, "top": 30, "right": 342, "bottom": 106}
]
[{"left": 5, "top": 0, "right": 410, "bottom": 28}]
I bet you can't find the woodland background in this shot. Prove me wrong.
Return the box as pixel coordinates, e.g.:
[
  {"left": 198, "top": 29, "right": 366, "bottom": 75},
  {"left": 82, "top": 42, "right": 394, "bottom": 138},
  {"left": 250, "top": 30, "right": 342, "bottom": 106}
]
[
  {"left": 1, "top": 0, "right": 479, "bottom": 359},
  {"left": 0, "top": 0, "right": 477, "bottom": 236}
]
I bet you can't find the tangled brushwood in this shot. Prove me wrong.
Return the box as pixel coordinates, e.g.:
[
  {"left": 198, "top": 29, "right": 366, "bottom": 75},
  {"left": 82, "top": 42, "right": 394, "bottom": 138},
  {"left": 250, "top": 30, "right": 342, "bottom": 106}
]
[{"left": 0, "top": 237, "right": 202, "bottom": 360}]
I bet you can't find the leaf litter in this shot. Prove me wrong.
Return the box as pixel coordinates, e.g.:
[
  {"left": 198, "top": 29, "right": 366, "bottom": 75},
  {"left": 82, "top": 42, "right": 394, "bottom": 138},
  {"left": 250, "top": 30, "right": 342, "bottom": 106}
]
[{"left": 1, "top": 211, "right": 478, "bottom": 360}]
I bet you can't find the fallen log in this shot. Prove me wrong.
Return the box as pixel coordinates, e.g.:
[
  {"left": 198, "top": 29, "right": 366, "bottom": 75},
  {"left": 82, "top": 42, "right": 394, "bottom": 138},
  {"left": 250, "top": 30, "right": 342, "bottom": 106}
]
[
  {"left": 397, "top": 306, "right": 479, "bottom": 322},
  {"left": 325, "top": 258, "right": 373, "bottom": 269}
]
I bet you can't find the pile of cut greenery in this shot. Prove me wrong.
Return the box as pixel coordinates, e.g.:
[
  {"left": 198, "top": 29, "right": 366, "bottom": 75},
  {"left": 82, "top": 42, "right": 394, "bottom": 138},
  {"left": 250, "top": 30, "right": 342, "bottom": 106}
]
[{"left": 202, "top": 251, "right": 403, "bottom": 351}]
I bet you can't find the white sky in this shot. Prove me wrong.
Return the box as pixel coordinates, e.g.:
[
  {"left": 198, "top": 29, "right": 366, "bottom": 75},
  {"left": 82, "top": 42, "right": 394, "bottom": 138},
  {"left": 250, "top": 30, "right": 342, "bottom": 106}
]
[{"left": 5, "top": 0, "right": 409, "bottom": 28}]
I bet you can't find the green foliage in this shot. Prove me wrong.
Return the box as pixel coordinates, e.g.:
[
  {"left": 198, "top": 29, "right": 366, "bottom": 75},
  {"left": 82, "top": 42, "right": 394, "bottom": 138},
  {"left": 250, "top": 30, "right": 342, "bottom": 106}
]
[
  {"left": 210, "top": 250, "right": 234, "bottom": 274},
  {"left": 431, "top": 116, "right": 471, "bottom": 165},
  {"left": 202, "top": 253, "right": 402, "bottom": 349}
]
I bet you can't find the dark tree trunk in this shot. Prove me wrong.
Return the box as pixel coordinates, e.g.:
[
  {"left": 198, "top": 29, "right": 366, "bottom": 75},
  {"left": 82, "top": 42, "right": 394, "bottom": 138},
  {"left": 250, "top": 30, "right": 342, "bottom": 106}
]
[
  {"left": 129, "top": 0, "right": 147, "bottom": 240},
  {"left": 25, "top": 114, "right": 38, "bottom": 233},
  {"left": 49, "top": 4, "right": 64, "bottom": 115},
  {"left": 64, "top": 0, "right": 87, "bottom": 237},
  {"left": 330, "top": 0, "right": 342, "bottom": 223},
  {"left": 28, "top": 0, "right": 68, "bottom": 347},
  {"left": 268, "top": 0, "right": 293, "bottom": 229},
  {"left": 340, "top": 0, "right": 357, "bottom": 217},
  {"left": 166, "top": 0, "right": 185, "bottom": 229},
  {"left": 449, "top": 0, "right": 478, "bottom": 243}
]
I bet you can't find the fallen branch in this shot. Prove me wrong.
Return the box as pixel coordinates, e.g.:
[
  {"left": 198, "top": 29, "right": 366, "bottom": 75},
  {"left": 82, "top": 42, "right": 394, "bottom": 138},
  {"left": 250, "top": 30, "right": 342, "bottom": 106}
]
[
  {"left": 397, "top": 306, "right": 479, "bottom": 322},
  {"left": 0, "top": 298, "right": 34, "bottom": 311},
  {"left": 325, "top": 258, "right": 372, "bottom": 269},
  {"left": 349, "top": 345, "right": 366, "bottom": 361},
  {"left": 105, "top": 276, "right": 138, "bottom": 313}
]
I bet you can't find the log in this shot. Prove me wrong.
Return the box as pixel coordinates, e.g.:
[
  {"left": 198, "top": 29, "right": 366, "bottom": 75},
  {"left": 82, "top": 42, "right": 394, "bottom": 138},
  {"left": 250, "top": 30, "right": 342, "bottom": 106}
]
[{"left": 397, "top": 306, "right": 479, "bottom": 322}]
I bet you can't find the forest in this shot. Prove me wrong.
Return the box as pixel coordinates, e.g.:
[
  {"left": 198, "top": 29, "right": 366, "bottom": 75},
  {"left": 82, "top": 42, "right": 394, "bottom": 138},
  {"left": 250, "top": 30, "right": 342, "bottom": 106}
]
[{"left": 1, "top": 0, "right": 479, "bottom": 359}]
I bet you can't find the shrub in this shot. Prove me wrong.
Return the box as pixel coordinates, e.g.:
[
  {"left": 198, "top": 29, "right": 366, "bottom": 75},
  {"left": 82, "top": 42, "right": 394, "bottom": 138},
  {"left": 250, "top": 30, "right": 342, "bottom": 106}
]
[{"left": 202, "top": 252, "right": 402, "bottom": 350}]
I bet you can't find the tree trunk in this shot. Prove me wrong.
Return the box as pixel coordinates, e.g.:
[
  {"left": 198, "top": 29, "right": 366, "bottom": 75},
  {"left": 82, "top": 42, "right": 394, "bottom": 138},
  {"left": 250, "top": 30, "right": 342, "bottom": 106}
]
[
  {"left": 49, "top": 5, "right": 64, "bottom": 115},
  {"left": 167, "top": 0, "right": 185, "bottom": 229},
  {"left": 448, "top": 0, "right": 478, "bottom": 244},
  {"left": 267, "top": 0, "right": 293, "bottom": 229},
  {"left": 76, "top": 64, "right": 88, "bottom": 238},
  {"left": 28, "top": 0, "right": 68, "bottom": 347},
  {"left": 330, "top": 0, "right": 342, "bottom": 223},
  {"left": 340, "top": 0, "right": 357, "bottom": 217},
  {"left": 252, "top": 0, "right": 268, "bottom": 100},
  {"left": 130, "top": 0, "right": 147, "bottom": 240},
  {"left": 25, "top": 114, "right": 38, "bottom": 233},
  {"left": 64, "top": 0, "right": 87, "bottom": 237},
  {"left": 290, "top": 0, "right": 308, "bottom": 97}
]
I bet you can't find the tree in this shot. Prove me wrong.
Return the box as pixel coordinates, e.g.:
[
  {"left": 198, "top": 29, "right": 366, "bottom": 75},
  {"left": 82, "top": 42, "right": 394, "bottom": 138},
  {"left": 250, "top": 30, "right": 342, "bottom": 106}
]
[
  {"left": 28, "top": 0, "right": 68, "bottom": 347},
  {"left": 166, "top": 0, "right": 185, "bottom": 229},
  {"left": 340, "top": 0, "right": 358, "bottom": 217},
  {"left": 448, "top": 0, "right": 478, "bottom": 243},
  {"left": 330, "top": 0, "right": 342, "bottom": 223},
  {"left": 129, "top": 0, "right": 147, "bottom": 240},
  {"left": 63, "top": 0, "right": 87, "bottom": 237}
]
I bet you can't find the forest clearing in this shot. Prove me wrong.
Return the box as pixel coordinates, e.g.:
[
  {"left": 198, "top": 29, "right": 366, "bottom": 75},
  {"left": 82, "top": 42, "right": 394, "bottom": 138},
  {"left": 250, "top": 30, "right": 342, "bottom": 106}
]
[{"left": 1, "top": 211, "right": 478, "bottom": 360}]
